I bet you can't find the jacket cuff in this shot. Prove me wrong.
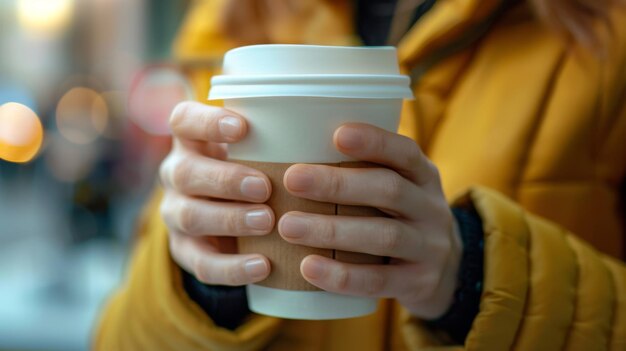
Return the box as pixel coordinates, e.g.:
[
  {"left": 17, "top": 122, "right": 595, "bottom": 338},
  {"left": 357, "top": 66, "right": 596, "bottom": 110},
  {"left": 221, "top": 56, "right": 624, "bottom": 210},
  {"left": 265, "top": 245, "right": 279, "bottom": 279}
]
[
  {"left": 453, "top": 186, "right": 531, "bottom": 349},
  {"left": 181, "top": 269, "right": 250, "bottom": 330},
  {"left": 94, "top": 188, "right": 283, "bottom": 350}
]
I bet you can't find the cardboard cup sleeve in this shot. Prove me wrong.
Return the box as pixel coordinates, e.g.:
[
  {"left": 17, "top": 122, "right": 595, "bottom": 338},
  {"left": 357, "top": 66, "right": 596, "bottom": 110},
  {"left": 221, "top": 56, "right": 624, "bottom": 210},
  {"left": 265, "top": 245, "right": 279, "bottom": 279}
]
[{"left": 234, "top": 160, "right": 386, "bottom": 291}]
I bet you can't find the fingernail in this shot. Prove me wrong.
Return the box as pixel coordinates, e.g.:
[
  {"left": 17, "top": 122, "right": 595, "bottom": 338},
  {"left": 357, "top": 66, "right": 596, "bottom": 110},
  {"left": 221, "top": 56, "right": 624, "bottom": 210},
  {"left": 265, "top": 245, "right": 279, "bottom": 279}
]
[
  {"left": 241, "top": 176, "right": 269, "bottom": 201},
  {"left": 245, "top": 209, "right": 272, "bottom": 230},
  {"left": 279, "top": 215, "right": 308, "bottom": 238},
  {"left": 245, "top": 258, "right": 268, "bottom": 280},
  {"left": 219, "top": 116, "right": 242, "bottom": 139},
  {"left": 337, "top": 127, "right": 363, "bottom": 150},
  {"left": 285, "top": 169, "right": 314, "bottom": 192},
  {"left": 302, "top": 258, "right": 325, "bottom": 280}
]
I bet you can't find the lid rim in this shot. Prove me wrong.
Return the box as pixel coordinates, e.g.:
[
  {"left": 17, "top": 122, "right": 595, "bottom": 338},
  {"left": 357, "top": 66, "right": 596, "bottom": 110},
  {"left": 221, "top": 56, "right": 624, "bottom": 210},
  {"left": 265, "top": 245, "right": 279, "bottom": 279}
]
[
  {"left": 209, "top": 95, "right": 413, "bottom": 100},
  {"left": 226, "top": 44, "right": 398, "bottom": 53},
  {"left": 211, "top": 74, "right": 410, "bottom": 85},
  {"left": 209, "top": 84, "right": 414, "bottom": 100}
]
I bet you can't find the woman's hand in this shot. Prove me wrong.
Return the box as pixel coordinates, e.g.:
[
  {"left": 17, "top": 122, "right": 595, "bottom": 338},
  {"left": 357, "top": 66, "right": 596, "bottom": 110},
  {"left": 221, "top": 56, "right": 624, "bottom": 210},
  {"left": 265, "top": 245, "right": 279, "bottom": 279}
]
[
  {"left": 278, "top": 123, "right": 462, "bottom": 319},
  {"left": 159, "top": 101, "right": 273, "bottom": 286}
]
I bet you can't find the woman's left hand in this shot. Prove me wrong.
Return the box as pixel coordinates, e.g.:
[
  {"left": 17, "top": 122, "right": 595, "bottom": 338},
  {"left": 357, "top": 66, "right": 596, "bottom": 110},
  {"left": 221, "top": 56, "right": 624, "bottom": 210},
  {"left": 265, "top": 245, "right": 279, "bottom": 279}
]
[{"left": 278, "top": 123, "right": 462, "bottom": 319}]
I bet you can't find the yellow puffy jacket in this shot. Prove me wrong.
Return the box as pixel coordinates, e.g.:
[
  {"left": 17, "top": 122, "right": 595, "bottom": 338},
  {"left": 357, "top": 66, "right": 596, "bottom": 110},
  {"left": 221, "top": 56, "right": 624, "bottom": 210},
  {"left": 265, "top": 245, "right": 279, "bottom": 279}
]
[{"left": 94, "top": 0, "right": 626, "bottom": 349}]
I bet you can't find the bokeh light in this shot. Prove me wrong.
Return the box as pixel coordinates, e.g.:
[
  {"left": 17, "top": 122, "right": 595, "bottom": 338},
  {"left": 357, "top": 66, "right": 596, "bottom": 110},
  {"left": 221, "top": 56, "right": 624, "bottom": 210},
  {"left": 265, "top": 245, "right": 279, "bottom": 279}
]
[
  {"left": 16, "top": 0, "right": 74, "bottom": 35},
  {"left": 0, "top": 1, "right": 190, "bottom": 350},
  {"left": 56, "top": 87, "right": 109, "bottom": 144},
  {"left": 128, "top": 66, "right": 192, "bottom": 135},
  {"left": 0, "top": 102, "right": 44, "bottom": 163}
]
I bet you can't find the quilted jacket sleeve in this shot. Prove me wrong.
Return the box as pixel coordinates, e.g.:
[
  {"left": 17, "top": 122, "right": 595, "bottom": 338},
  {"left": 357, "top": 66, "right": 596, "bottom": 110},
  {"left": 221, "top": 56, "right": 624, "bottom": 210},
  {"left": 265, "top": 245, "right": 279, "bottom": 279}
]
[
  {"left": 92, "top": 188, "right": 284, "bottom": 351},
  {"left": 403, "top": 186, "right": 625, "bottom": 351}
]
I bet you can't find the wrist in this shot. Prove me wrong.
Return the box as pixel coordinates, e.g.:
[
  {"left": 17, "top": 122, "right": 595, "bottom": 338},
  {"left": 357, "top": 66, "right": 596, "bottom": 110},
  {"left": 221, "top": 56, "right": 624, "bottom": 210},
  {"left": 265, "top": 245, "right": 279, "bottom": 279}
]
[
  {"left": 425, "top": 205, "right": 484, "bottom": 344},
  {"left": 434, "top": 213, "right": 464, "bottom": 319},
  {"left": 451, "top": 213, "right": 464, "bottom": 289}
]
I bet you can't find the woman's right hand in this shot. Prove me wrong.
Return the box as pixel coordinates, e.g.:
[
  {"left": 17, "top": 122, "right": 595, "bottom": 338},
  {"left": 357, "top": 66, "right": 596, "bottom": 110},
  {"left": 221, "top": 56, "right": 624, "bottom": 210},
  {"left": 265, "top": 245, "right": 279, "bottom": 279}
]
[{"left": 159, "top": 101, "right": 273, "bottom": 286}]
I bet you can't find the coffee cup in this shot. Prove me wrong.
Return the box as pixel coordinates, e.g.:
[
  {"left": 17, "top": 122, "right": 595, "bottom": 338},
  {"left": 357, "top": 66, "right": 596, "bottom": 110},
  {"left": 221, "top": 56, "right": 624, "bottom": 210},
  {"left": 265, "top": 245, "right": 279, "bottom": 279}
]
[{"left": 209, "top": 44, "right": 413, "bottom": 320}]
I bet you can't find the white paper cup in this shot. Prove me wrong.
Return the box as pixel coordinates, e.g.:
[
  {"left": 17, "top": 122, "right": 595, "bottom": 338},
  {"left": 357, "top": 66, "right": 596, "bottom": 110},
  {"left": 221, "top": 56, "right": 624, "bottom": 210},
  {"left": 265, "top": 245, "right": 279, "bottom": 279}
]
[
  {"left": 221, "top": 96, "right": 403, "bottom": 163},
  {"left": 209, "top": 45, "right": 413, "bottom": 320}
]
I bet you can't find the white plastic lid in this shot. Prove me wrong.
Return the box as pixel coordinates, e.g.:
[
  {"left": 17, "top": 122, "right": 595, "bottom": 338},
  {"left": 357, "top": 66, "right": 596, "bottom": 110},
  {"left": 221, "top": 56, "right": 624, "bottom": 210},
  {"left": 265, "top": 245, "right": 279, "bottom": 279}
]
[{"left": 209, "top": 45, "right": 413, "bottom": 100}]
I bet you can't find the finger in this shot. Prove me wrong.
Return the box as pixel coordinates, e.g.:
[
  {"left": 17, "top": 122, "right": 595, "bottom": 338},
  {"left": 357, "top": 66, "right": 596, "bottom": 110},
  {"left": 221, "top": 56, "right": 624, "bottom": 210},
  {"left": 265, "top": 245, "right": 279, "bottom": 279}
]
[
  {"left": 160, "top": 192, "right": 275, "bottom": 237},
  {"left": 333, "top": 123, "right": 439, "bottom": 187},
  {"left": 169, "top": 231, "right": 270, "bottom": 286},
  {"left": 169, "top": 101, "right": 247, "bottom": 143},
  {"left": 160, "top": 152, "right": 271, "bottom": 202},
  {"left": 284, "top": 164, "right": 426, "bottom": 218},
  {"left": 279, "top": 212, "right": 423, "bottom": 260},
  {"left": 300, "top": 255, "right": 415, "bottom": 299}
]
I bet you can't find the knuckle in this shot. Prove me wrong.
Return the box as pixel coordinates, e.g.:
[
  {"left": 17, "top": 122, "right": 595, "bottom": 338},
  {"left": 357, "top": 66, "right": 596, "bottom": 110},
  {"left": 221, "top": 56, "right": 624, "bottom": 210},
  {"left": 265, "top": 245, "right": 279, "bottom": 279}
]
[
  {"left": 405, "top": 142, "right": 423, "bottom": 169},
  {"left": 203, "top": 113, "right": 217, "bottom": 140},
  {"left": 319, "top": 219, "right": 337, "bottom": 247},
  {"left": 333, "top": 267, "right": 351, "bottom": 291},
  {"left": 382, "top": 172, "right": 403, "bottom": 203},
  {"left": 224, "top": 209, "right": 244, "bottom": 235},
  {"left": 426, "top": 197, "right": 451, "bottom": 227},
  {"left": 171, "top": 159, "right": 194, "bottom": 191},
  {"left": 380, "top": 222, "right": 402, "bottom": 253},
  {"left": 169, "top": 102, "right": 190, "bottom": 129},
  {"left": 213, "top": 166, "right": 239, "bottom": 197},
  {"left": 159, "top": 195, "right": 171, "bottom": 220},
  {"left": 158, "top": 156, "right": 172, "bottom": 187},
  {"left": 160, "top": 194, "right": 178, "bottom": 230},
  {"left": 167, "top": 231, "right": 183, "bottom": 258},
  {"left": 192, "top": 256, "right": 212, "bottom": 284},
  {"left": 177, "top": 200, "right": 199, "bottom": 233},
  {"left": 201, "top": 108, "right": 222, "bottom": 139},
  {"left": 327, "top": 169, "right": 345, "bottom": 197},
  {"left": 427, "top": 160, "right": 441, "bottom": 183},
  {"left": 428, "top": 161, "right": 440, "bottom": 178}
]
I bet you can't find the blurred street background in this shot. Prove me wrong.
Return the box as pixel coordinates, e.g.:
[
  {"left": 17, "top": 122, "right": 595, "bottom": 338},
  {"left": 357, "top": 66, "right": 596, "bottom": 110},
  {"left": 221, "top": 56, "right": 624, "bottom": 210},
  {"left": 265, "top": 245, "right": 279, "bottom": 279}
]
[{"left": 0, "top": 1, "right": 191, "bottom": 349}]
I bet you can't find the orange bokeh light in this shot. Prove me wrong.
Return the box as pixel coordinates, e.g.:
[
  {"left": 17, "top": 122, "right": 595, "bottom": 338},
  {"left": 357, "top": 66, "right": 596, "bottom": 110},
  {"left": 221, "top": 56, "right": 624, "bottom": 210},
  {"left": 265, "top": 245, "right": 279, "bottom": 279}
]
[
  {"left": 0, "top": 102, "right": 44, "bottom": 163},
  {"left": 16, "top": 0, "right": 74, "bottom": 36},
  {"left": 56, "top": 87, "right": 108, "bottom": 144}
]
